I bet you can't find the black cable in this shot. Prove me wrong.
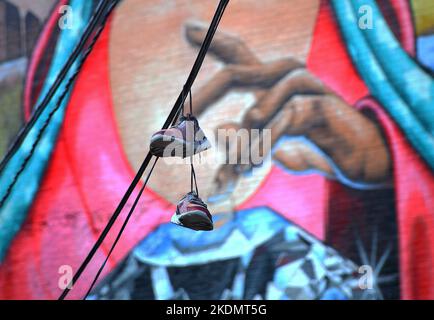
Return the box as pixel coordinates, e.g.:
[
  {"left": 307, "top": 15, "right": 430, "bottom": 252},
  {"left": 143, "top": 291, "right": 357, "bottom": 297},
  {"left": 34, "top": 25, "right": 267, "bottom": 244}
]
[
  {"left": 0, "top": 0, "right": 120, "bottom": 209},
  {"left": 188, "top": 89, "right": 199, "bottom": 196},
  {"left": 83, "top": 157, "right": 158, "bottom": 300},
  {"left": 189, "top": 88, "right": 193, "bottom": 115},
  {"left": 0, "top": 0, "right": 112, "bottom": 174},
  {"left": 181, "top": 85, "right": 186, "bottom": 117},
  {"left": 191, "top": 163, "right": 199, "bottom": 196},
  {"left": 58, "top": 0, "right": 229, "bottom": 300}
]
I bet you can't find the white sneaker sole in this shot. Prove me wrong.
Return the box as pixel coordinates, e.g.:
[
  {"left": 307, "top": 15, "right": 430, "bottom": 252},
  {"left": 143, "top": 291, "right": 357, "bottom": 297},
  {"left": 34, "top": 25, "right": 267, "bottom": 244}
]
[
  {"left": 171, "top": 210, "right": 213, "bottom": 231},
  {"left": 150, "top": 134, "right": 211, "bottom": 158}
]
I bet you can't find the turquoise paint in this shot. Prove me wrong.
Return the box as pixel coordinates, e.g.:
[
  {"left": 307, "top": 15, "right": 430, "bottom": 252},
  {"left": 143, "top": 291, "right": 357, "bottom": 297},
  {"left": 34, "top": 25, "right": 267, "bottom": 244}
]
[
  {"left": 331, "top": 0, "right": 434, "bottom": 170},
  {"left": 0, "top": 0, "right": 93, "bottom": 261}
]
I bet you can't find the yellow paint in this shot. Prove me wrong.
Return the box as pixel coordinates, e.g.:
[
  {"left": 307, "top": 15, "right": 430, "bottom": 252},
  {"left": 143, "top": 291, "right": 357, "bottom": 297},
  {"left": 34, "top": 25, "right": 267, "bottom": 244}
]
[{"left": 411, "top": 0, "right": 434, "bottom": 35}]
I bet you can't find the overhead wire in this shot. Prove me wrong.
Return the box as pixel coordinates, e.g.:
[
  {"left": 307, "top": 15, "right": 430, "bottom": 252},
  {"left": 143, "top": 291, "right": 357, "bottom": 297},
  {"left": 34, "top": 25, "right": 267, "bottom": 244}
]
[
  {"left": 59, "top": 0, "right": 230, "bottom": 300},
  {"left": 0, "top": 0, "right": 114, "bottom": 173},
  {"left": 0, "top": 0, "right": 120, "bottom": 209},
  {"left": 83, "top": 158, "right": 158, "bottom": 300}
]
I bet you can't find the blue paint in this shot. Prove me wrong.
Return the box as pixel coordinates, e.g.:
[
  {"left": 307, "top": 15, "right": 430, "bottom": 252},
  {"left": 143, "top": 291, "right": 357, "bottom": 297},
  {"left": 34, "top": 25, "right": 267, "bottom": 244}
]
[
  {"left": 417, "top": 34, "right": 434, "bottom": 72},
  {"left": 133, "top": 207, "right": 289, "bottom": 266},
  {"left": 0, "top": 0, "right": 93, "bottom": 261},
  {"left": 331, "top": 0, "right": 434, "bottom": 170}
]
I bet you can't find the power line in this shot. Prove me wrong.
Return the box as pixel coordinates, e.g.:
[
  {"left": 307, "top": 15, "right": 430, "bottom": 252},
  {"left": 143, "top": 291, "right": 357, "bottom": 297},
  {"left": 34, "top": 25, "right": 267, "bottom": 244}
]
[
  {"left": 0, "top": 0, "right": 120, "bottom": 209},
  {"left": 0, "top": 0, "right": 112, "bottom": 172},
  {"left": 83, "top": 158, "right": 158, "bottom": 299},
  {"left": 58, "top": 0, "right": 230, "bottom": 300}
]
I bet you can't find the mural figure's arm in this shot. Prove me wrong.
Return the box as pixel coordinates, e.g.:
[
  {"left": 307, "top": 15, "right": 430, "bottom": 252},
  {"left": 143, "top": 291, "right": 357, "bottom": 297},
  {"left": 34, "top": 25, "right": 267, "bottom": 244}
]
[
  {"left": 185, "top": 24, "right": 392, "bottom": 192},
  {"left": 332, "top": 0, "right": 434, "bottom": 170},
  {"left": 185, "top": 22, "right": 304, "bottom": 116}
]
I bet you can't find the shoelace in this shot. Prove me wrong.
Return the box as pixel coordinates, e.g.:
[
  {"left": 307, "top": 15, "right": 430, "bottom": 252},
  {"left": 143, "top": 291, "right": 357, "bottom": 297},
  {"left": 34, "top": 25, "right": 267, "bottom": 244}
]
[
  {"left": 187, "top": 89, "right": 201, "bottom": 198},
  {"left": 177, "top": 114, "right": 199, "bottom": 131},
  {"left": 177, "top": 89, "right": 203, "bottom": 205},
  {"left": 176, "top": 193, "right": 207, "bottom": 216},
  {"left": 187, "top": 193, "right": 208, "bottom": 208},
  {"left": 190, "top": 162, "right": 199, "bottom": 196},
  {"left": 180, "top": 85, "right": 193, "bottom": 117},
  {"left": 177, "top": 89, "right": 200, "bottom": 143}
]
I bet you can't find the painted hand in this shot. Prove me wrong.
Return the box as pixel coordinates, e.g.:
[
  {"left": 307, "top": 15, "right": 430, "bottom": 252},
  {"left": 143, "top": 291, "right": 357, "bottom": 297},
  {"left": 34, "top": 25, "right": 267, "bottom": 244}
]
[{"left": 185, "top": 23, "right": 392, "bottom": 194}]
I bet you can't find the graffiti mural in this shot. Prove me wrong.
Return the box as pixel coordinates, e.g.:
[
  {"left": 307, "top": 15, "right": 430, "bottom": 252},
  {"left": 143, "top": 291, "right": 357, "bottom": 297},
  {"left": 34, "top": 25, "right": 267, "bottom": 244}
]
[{"left": 0, "top": 0, "right": 433, "bottom": 300}]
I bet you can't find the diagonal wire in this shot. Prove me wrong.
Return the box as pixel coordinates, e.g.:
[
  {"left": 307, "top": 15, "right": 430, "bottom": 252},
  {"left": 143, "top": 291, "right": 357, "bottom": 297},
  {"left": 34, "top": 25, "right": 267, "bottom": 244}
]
[
  {"left": 0, "top": 0, "right": 113, "bottom": 174},
  {"left": 83, "top": 157, "right": 158, "bottom": 300},
  {"left": 370, "top": 224, "right": 378, "bottom": 268},
  {"left": 0, "top": 0, "right": 120, "bottom": 209},
  {"left": 58, "top": 0, "right": 230, "bottom": 300}
]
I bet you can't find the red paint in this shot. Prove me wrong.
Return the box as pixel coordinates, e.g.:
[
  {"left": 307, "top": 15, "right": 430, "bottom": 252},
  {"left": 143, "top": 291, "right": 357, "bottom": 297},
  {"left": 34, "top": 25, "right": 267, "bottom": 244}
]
[
  {"left": 0, "top": 0, "right": 432, "bottom": 300},
  {"left": 410, "top": 218, "right": 433, "bottom": 299},
  {"left": 309, "top": 0, "right": 434, "bottom": 299},
  {"left": 24, "top": 0, "right": 69, "bottom": 121}
]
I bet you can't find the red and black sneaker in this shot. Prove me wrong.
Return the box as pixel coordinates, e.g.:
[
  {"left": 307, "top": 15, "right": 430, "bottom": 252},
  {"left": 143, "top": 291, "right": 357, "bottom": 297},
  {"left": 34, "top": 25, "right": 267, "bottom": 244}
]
[
  {"left": 171, "top": 191, "right": 213, "bottom": 231},
  {"left": 150, "top": 115, "right": 211, "bottom": 158}
]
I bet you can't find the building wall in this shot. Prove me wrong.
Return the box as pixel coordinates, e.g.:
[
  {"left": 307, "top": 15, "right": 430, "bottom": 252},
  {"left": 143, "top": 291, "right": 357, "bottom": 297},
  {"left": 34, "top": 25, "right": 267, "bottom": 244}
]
[
  {"left": 0, "top": 0, "right": 433, "bottom": 300},
  {"left": 0, "top": 0, "right": 55, "bottom": 165}
]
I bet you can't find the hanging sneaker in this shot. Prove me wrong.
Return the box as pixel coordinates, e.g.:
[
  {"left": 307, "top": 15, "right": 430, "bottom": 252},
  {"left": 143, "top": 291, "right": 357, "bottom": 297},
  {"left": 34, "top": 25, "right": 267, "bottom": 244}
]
[
  {"left": 171, "top": 191, "right": 213, "bottom": 231},
  {"left": 150, "top": 115, "right": 211, "bottom": 158}
]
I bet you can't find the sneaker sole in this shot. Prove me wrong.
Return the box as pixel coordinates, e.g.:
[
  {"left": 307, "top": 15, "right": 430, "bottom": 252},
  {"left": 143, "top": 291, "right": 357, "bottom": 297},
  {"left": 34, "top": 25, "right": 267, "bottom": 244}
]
[
  {"left": 150, "top": 135, "right": 211, "bottom": 158},
  {"left": 171, "top": 210, "right": 213, "bottom": 231}
]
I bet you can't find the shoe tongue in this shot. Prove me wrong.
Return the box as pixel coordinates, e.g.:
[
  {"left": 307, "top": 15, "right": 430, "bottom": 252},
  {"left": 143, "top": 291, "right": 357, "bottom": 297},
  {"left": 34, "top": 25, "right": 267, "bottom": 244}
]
[
  {"left": 187, "top": 191, "right": 198, "bottom": 199},
  {"left": 176, "top": 115, "right": 198, "bottom": 128},
  {"left": 186, "top": 192, "right": 208, "bottom": 207},
  {"left": 188, "top": 191, "right": 203, "bottom": 202},
  {"left": 176, "top": 115, "right": 187, "bottom": 125},
  {"left": 185, "top": 114, "right": 198, "bottom": 124}
]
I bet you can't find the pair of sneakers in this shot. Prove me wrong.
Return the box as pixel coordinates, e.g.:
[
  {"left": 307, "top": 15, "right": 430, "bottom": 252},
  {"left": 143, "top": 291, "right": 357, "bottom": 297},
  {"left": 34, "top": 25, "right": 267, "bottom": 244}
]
[{"left": 150, "top": 113, "right": 213, "bottom": 231}]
